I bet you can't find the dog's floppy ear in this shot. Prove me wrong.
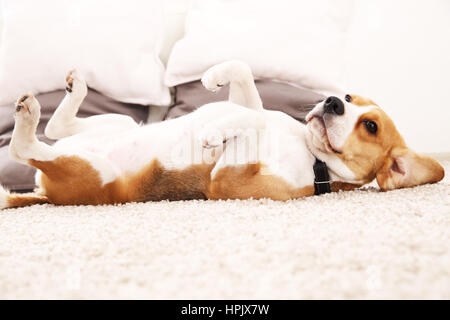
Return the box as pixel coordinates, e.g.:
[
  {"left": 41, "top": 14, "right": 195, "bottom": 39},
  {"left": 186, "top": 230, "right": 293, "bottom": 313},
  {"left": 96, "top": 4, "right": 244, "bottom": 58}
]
[{"left": 376, "top": 147, "right": 444, "bottom": 191}]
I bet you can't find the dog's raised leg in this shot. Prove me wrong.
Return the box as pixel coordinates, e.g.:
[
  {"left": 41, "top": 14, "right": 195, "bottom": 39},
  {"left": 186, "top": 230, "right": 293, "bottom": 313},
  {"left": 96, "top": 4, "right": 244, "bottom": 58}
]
[
  {"left": 45, "top": 70, "right": 137, "bottom": 140},
  {"left": 1, "top": 94, "right": 56, "bottom": 209},
  {"left": 202, "top": 60, "right": 263, "bottom": 111},
  {"left": 10, "top": 94, "right": 63, "bottom": 165},
  {"left": 44, "top": 70, "right": 88, "bottom": 139}
]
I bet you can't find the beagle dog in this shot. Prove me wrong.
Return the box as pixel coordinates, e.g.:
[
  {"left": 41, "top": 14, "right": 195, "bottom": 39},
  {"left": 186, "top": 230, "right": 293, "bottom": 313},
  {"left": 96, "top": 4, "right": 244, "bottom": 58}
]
[{"left": 0, "top": 61, "right": 444, "bottom": 209}]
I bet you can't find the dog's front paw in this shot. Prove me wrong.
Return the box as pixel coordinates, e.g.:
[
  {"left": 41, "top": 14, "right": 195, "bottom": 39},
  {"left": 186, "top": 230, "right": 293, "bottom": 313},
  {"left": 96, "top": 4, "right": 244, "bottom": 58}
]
[
  {"left": 14, "top": 93, "right": 40, "bottom": 124},
  {"left": 65, "top": 69, "right": 87, "bottom": 97},
  {"left": 201, "top": 67, "right": 226, "bottom": 93},
  {"left": 198, "top": 128, "right": 224, "bottom": 149},
  {"left": 201, "top": 60, "right": 253, "bottom": 92}
]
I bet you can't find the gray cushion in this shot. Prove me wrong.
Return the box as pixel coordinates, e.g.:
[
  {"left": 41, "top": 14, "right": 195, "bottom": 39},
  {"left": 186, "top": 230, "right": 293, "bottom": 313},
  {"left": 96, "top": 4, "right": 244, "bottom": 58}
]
[
  {"left": 166, "top": 79, "right": 326, "bottom": 123},
  {"left": 0, "top": 89, "right": 148, "bottom": 191}
]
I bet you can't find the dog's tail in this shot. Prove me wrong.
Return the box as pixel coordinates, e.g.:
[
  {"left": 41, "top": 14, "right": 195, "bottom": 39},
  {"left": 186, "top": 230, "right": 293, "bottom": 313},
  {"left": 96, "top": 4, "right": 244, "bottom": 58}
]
[
  {"left": 0, "top": 184, "right": 48, "bottom": 210},
  {"left": 201, "top": 60, "right": 264, "bottom": 111}
]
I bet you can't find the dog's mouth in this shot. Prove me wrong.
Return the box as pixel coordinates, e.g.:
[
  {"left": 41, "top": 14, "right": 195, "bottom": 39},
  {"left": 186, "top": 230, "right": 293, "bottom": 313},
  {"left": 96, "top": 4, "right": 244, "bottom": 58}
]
[{"left": 307, "top": 116, "right": 341, "bottom": 154}]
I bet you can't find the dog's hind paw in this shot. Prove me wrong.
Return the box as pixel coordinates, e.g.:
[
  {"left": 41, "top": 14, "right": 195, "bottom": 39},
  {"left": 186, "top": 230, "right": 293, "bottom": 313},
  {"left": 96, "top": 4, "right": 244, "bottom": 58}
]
[
  {"left": 201, "top": 60, "right": 253, "bottom": 93},
  {"left": 14, "top": 93, "right": 40, "bottom": 124},
  {"left": 65, "top": 69, "right": 87, "bottom": 97},
  {"left": 201, "top": 67, "right": 227, "bottom": 93}
]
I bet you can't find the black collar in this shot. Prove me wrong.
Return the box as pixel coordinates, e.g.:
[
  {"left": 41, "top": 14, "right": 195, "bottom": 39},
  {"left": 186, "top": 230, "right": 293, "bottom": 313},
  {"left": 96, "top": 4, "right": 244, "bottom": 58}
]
[{"left": 313, "top": 159, "right": 332, "bottom": 195}]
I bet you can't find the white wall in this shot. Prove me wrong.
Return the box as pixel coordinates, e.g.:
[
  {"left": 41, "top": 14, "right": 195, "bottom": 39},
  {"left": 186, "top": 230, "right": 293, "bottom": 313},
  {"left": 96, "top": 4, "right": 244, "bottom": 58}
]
[{"left": 344, "top": 0, "right": 450, "bottom": 154}]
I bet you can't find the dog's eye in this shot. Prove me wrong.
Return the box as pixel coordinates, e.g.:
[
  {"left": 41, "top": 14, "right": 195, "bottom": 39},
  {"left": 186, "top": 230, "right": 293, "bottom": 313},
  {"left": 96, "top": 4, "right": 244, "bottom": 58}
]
[
  {"left": 363, "top": 120, "right": 378, "bottom": 135},
  {"left": 345, "top": 94, "right": 352, "bottom": 102}
]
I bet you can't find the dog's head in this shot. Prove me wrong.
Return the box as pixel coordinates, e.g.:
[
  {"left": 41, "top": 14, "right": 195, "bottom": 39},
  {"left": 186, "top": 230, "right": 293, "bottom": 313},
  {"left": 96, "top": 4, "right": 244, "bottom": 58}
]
[{"left": 306, "top": 94, "right": 444, "bottom": 190}]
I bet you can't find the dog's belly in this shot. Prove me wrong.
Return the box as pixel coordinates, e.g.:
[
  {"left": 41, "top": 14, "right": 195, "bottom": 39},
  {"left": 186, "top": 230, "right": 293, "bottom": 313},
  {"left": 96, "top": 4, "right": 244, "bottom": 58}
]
[
  {"left": 107, "top": 123, "right": 220, "bottom": 175},
  {"left": 52, "top": 115, "right": 219, "bottom": 178}
]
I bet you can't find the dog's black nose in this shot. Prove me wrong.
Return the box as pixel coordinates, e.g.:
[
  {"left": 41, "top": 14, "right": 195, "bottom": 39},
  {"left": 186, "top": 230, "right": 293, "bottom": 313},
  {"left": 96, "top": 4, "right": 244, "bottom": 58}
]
[{"left": 324, "top": 96, "right": 345, "bottom": 116}]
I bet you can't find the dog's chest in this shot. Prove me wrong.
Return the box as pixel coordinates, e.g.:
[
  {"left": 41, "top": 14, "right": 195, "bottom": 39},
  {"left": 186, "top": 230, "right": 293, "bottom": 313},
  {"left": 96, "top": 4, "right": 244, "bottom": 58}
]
[{"left": 251, "top": 129, "right": 316, "bottom": 188}]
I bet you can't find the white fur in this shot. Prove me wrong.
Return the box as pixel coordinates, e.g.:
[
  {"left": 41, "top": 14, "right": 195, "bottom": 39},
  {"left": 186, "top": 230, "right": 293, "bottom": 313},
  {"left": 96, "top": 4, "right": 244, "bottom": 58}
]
[
  {"left": 0, "top": 185, "right": 9, "bottom": 209},
  {"left": 10, "top": 61, "right": 365, "bottom": 196}
]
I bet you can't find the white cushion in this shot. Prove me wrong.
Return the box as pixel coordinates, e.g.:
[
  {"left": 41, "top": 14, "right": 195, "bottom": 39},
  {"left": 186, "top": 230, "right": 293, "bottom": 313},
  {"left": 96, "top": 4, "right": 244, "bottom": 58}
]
[
  {"left": 165, "top": 0, "right": 354, "bottom": 93},
  {"left": 0, "top": 0, "right": 170, "bottom": 106},
  {"left": 159, "top": 0, "right": 192, "bottom": 65}
]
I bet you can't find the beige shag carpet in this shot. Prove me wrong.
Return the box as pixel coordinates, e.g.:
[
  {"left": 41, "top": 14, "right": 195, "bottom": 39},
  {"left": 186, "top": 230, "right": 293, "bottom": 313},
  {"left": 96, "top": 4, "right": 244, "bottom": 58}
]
[{"left": 0, "top": 161, "right": 449, "bottom": 299}]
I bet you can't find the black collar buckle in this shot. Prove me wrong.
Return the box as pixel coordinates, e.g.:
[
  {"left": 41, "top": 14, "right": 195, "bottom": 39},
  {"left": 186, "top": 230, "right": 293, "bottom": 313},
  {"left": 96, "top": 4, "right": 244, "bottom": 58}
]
[{"left": 313, "top": 159, "right": 332, "bottom": 195}]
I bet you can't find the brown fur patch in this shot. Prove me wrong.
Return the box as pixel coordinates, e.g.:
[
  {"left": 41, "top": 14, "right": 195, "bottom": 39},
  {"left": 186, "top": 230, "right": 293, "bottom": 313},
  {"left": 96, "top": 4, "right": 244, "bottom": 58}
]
[
  {"left": 331, "top": 182, "right": 362, "bottom": 192},
  {"left": 338, "top": 108, "right": 405, "bottom": 182},
  {"left": 29, "top": 156, "right": 314, "bottom": 205},
  {"left": 7, "top": 193, "right": 49, "bottom": 208},
  {"left": 376, "top": 149, "right": 444, "bottom": 191},
  {"left": 30, "top": 157, "right": 127, "bottom": 205},
  {"left": 128, "top": 159, "right": 215, "bottom": 202},
  {"left": 348, "top": 94, "right": 377, "bottom": 107},
  {"left": 29, "top": 156, "right": 216, "bottom": 205},
  {"left": 338, "top": 108, "right": 444, "bottom": 189},
  {"left": 208, "top": 163, "right": 314, "bottom": 201}
]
